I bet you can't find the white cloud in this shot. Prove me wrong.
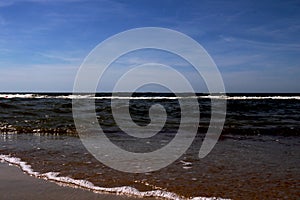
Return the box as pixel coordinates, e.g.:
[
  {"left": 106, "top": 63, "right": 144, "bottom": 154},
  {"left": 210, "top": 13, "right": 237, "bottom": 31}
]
[
  {"left": 0, "top": 0, "right": 87, "bottom": 7},
  {"left": 37, "top": 52, "right": 83, "bottom": 63}
]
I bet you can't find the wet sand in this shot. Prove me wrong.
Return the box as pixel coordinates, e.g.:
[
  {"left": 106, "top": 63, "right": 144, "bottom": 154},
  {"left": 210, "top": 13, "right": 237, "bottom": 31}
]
[{"left": 0, "top": 163, "right": 144, "bottom": 200}]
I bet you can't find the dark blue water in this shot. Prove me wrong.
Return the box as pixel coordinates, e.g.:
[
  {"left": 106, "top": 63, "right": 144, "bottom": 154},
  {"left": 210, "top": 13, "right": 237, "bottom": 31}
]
[{"left": 0, "top": 93, "right": 299, "bottom": 136}]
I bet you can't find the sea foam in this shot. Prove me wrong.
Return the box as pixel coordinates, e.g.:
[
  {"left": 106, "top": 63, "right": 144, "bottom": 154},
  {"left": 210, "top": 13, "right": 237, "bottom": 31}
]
[
  {"left": 0, "top": 154, "right": 229, "bottom": 200},
  {"left": 1, "top": 93, "right": 300, "bottom": 100}
]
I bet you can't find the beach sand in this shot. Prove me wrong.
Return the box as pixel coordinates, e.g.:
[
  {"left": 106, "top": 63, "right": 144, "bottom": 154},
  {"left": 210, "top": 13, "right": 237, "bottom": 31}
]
[{"left": 0, "top": 163, "right": 145, "bottom": 200}]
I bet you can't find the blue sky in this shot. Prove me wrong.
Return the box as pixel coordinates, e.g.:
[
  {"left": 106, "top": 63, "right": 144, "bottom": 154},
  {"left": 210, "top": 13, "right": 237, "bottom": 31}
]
[{"left": 0, "top": 0, "right": 299, "bottom": 92}]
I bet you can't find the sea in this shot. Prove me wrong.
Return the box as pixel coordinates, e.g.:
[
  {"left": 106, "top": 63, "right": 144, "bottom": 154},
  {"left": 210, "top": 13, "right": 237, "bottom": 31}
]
[{"left": 0, "top": 93, "right": 299, "bottom": 200}]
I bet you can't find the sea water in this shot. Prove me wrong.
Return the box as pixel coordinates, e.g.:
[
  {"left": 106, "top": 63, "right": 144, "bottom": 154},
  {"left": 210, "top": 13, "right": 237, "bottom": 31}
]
[{"left": 0, "top": 93, "right": 299, "bottom": 199}]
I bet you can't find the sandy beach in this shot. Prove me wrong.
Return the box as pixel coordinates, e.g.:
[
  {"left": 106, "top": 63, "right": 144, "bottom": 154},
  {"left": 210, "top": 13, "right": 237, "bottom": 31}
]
[{"left": 0, "top": 162, "right": 144, "bottom": 200}]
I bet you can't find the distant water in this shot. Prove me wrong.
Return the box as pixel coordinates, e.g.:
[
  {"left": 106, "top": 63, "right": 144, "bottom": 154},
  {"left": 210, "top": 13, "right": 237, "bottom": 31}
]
[{"left": 0, "top": 93, "right": 299, "bottom": 199}]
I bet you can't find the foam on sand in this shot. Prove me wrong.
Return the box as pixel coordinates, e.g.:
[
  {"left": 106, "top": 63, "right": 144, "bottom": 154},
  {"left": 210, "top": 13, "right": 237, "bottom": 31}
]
[{"left": 0, "top": 154, "right": 229, "bottom": 200}]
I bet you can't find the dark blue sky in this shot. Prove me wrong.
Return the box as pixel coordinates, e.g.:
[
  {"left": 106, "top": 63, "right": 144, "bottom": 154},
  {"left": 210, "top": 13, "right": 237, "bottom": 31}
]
[{"left": 0, "top": 0, "right": 299, "bottom": 92}]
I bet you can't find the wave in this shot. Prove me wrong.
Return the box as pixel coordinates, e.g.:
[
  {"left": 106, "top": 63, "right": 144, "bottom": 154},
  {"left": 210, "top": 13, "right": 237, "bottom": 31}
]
[
  {"left": 0, "top": 94, "right": 193, "bottom": 99},
  {"left": 1, "top": 93, "right": 300, "bottom": 100},
  {"left": 212, "top": 96, "right": 300, "bottom": 100},
  {"left": 0, "top": 154, "right": 229, "bottom": 200}
]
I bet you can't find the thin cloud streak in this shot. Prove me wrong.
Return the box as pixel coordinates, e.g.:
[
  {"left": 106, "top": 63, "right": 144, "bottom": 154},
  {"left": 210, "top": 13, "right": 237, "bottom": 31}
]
[
  {"left": 0, "top": 0, "right": 87, "bottom": 7},
  {"left": 37, "top": 52, "right": 83, "bottom": 63}
]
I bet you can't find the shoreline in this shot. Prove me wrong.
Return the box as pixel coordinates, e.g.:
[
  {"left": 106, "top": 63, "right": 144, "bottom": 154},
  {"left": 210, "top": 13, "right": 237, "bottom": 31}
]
[
  {"left": 0, "top": 162, "right": 149, "bottom": 200},
  {"left": 0, "top": 155, "right": 229, "bottom": 200}
]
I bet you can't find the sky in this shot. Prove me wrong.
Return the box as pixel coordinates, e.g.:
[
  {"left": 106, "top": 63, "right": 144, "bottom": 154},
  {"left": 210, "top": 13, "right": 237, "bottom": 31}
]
[{"left": 0, "top": 0, "right": 299, "bottom": 92}]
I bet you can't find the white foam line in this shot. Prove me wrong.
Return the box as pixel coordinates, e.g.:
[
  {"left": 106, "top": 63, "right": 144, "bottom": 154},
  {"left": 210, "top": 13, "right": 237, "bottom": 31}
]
[
  {"left": 0, "top": 94, "right": 48, "bottom": 99},
  {"left": 68, "top": 96, "right": 194, "bottom": 100},
  {"left": 209, "top": 96, "right": 300, "bottom": 100},
  {"left": 0, "top": 94, "right": 195, "bottom": 99},
  {"left": 1, "top": 93, "right": 300, "bottom": 100},
  {"left": 0, "top": 154, "right": 229, "bottom": 200}
]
